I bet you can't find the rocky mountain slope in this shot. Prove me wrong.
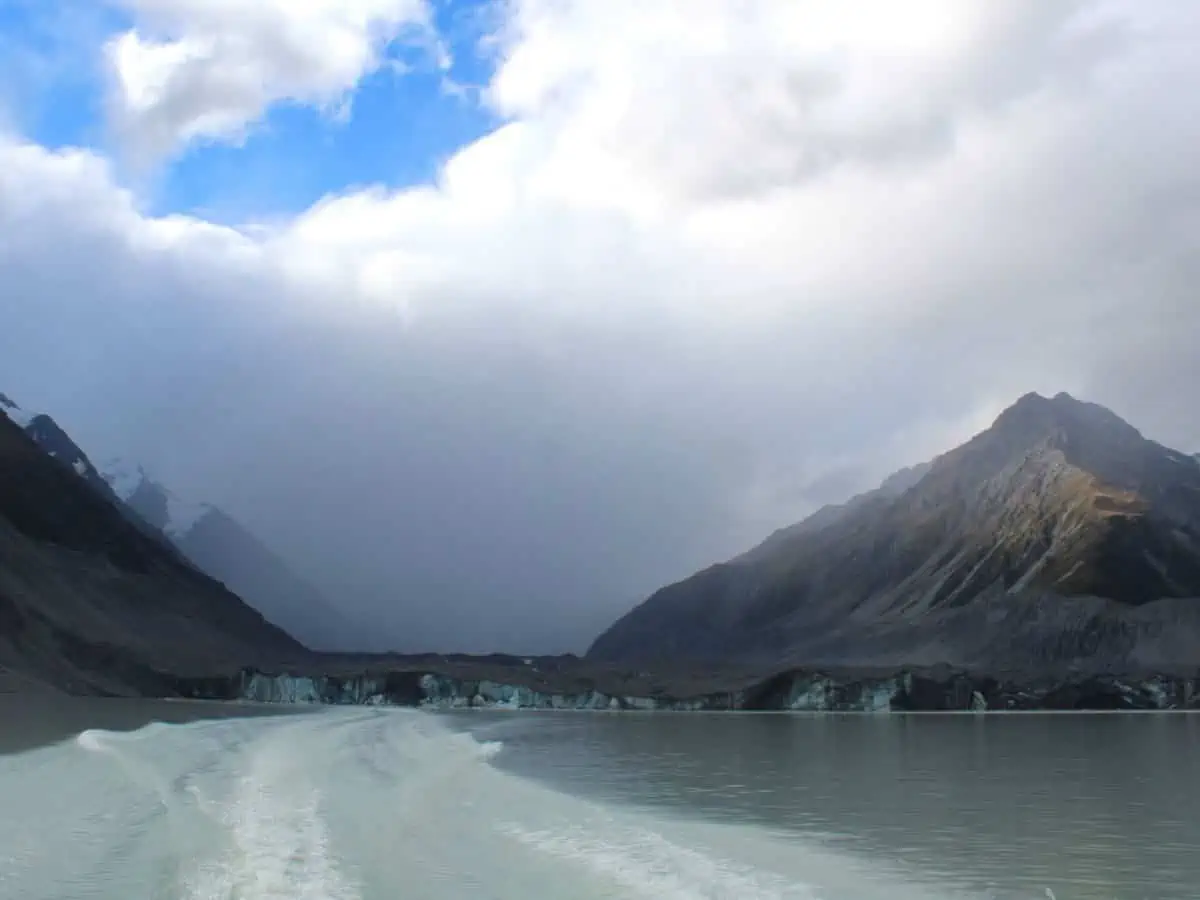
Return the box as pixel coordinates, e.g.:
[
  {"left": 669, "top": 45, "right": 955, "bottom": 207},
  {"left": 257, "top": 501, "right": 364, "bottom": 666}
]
[
  {"left": 590, "top": 393, "right": 1200, "bottom": 672},
  {"left": 0, "top": 410, "right": 307, "bottom": 694},
  {"left": 100, "top": 460, "right": 362, "bottom": 652},
  {"left": 100, "top": 461, "right": 364, "bottom": 651},
  {"left": 3, "top": 395, "right": 358, "bottom": 651},
  {"left": 0, "top": 395, "right": 182, "bottom": 554}
]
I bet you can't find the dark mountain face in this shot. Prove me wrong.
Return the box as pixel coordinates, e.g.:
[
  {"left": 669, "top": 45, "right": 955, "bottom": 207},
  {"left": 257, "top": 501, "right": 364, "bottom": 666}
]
[
  {"left": 22, "top": 414, "right": 115, "bottom": 499},
  {"left": 174, "top": 508, "right": 365, "bottom": 651},
  {"left": 3, "top": 403, "right": 195, "bottom": 563},
  {"left": 3, "top": 395, "right": 363, "bottom": 654},
  {"left": 589, "top": 393, "right": 1200, "bottom": 671},
  {"left": 0, "top": 413, "right": 307, "bottom": 693},
  {"left": 108, "top": 466, "right": 365, "bottom": 651}
]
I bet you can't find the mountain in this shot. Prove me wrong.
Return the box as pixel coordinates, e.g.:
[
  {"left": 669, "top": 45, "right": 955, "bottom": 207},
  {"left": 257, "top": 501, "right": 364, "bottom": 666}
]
[
  {"left": 0, "top": 406, "right": 306, "bottom": 694},
  {"left": 0, "top": 395, "right": 122, "bottom": 504},
  {"left": 2, "top": 393, "right": 361, "bottom": 654},
  {"left": 102, "top": 461, "right": 365, "bottom": 651},
  {"left": 0, "top": 395, "right": 197, "bottom": 560},
  {"left": 590, "top": 393, "right": 1200, "bottom": 671}
]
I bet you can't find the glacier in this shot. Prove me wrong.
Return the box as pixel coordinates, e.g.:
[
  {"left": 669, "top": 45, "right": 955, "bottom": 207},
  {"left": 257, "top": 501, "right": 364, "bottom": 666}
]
[{"left": 165, "top": 667, "right": 1200, "bottom": 713}]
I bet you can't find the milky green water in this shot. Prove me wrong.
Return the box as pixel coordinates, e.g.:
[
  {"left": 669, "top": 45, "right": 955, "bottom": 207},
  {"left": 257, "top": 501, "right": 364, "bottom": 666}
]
[
  {"left": 1, "top": 705, "right": 1196, "bottom": 899},
  {"left": 454, "top": 711, "right": 1200, "bottom": 900}
]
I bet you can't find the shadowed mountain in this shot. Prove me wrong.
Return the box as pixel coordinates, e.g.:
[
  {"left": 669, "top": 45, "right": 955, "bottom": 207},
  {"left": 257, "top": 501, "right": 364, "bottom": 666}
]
[
  {"left": 102, "top": 462, "right": 366, "bottom": 651},
  {"left": 590, "top": 393, "right": 1200, "bottom": 671},
  {"left": 3, "top": 393, "right": 365, "bottom": 654},
  {"left": 0, "top": 409, "right": 306, "bottom": 694},
  {"left": 0, "top": 395, "right": 196, "bottom": 563}
]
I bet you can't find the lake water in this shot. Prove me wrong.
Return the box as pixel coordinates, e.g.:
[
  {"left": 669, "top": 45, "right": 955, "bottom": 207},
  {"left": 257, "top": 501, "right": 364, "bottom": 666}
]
[
  {"left": 0, "top": 705, "right": 1196, "bottom": 899},
  {"left": 454, "top": 711, "right": 1200, "bottom": 899}
]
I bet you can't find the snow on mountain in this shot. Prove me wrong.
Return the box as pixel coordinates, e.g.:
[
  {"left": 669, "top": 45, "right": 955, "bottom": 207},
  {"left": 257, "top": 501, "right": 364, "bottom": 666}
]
[
  {"left": 163, "top": 491, "right": 214, "bottom": 540},
  {"left": 100, "top": 458, "right": 214, "bottom": 540},
  {"left": 97, "top": 457, "right": 364, "bottom": 649},
  {"left": 102, "top": 457, "right": 147, "bottom": 501},
  {"left": 6, "top": 396, "right": 363, "bottom": 650},
  {"left": 0, "top": 392, "right": 37, "bottom": 429},
  {"left": 2, "top": 395, "right": 126, "bottom": 502}
]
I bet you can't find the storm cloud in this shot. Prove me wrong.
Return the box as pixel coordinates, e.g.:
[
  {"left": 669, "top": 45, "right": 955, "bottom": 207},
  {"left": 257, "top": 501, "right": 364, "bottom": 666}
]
[{"left": 3, "top": 0, "right": 1200, "bottom": 652}]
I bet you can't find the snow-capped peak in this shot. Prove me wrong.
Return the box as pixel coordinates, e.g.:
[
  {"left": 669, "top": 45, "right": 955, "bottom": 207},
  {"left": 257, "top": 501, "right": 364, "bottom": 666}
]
[
  {"left": 101, "top": 457, "right": 214, "bottom": 539},
  {"left": 101, "top": 457, "right": 149, "bottom": 502},
  {"left": 0, "top": 392, "right": 37, "bottom": 429},
  {"left": 164, "top": 492, "right": 214, "bottom": 539}
]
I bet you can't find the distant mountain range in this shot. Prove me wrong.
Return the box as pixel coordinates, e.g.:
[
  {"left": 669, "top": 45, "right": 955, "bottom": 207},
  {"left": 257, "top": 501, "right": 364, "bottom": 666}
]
[
  {"left": 590, "top": 392, "right": 1200, "bottom": 672},
  {"left": 101, "top": 460, "right": 364, "bottom": 651},
  {"left": 4, "top": 386, "right": 1200, "bottom": 697},
  {"left": 0, "top": 395, "right": 305, "bottom": 694},
  {"left": 0, "top": 393, "right": 362, "bottom": 653}
]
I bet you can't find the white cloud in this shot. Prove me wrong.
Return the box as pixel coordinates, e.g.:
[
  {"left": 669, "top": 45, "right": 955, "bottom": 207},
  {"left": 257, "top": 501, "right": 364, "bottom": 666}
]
[
  {"left": 5, "top": 0, "right": 1200, "bottom": 649},
  {"left": 106, "top": 0, "right": 436, "bottom": 161},
  {"left": 482, "top": 1, "right": 1114, "bottom": 206}
]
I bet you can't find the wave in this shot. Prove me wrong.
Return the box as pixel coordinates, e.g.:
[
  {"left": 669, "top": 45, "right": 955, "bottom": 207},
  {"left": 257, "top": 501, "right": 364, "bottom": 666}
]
[
  {"left": 499, "top": 821, "right": 812, "bottom": 899},
  {"left": 1, "top": 707, "right": 971, "bottom": 899}
]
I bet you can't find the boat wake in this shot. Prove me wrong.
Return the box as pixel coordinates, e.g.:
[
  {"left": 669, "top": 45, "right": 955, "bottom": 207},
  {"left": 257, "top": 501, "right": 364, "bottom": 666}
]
[{"left": 0, "top": 708, "right": 990, "bottom": 899}]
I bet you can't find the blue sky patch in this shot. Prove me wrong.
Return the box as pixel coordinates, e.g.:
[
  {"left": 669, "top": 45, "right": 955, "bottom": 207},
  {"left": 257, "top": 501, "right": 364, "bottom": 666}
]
[
  {"left": 0, "top": 0, "right": 505, "bottom": 221},
  {"left": 154, "top": 46, "right": 501, "bottom": 223},
  {"left": 0, "top": 0, "right": 127, "bottom": 150}
]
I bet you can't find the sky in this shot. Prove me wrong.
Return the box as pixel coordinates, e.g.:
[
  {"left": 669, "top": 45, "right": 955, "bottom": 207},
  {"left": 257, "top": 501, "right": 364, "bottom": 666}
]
[{"left": 3, "top": 0, "right": 1200, "bottom": 654}]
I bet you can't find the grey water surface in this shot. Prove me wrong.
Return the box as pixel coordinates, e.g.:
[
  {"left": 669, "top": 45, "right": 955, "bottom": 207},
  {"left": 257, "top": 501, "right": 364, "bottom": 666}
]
[
  {"left": 1, "top": 701, "right": 1197, "bottom": 899},
  {"left": 450, "top": 711, "right": 1200, "bottom": 900}
]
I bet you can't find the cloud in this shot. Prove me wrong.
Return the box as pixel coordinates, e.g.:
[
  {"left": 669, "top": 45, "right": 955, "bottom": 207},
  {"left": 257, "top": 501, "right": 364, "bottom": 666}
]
[
  {"left": 5, "top": 0, "right": 1200, "bottom": 651},
  {"left": 105, "top": 0, "right": 437, "bottom": 162},
  {"left": 481, "top": 1, "right": 1124, "bottom": 204}
]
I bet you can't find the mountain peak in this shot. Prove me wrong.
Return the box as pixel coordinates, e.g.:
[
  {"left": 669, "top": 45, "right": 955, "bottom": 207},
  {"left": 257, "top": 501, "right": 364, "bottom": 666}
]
[
  {"left": 1002, "top": 389, "right": 1101, "bottom": 419},
  {"left": 100, "top": 459, "right": 215, "bottom": 539},
  {"left": 0, "top": 392, "right": 36, "bottom": 428},
  {"left": 987, "top": 390, "right": 1143, "bottom": 455},
  {"left": 591, "top": 389, "right": 1200, "bottom": 668},
  {"left": 101, "top": 457, "right": 149, "bottom": 502}
]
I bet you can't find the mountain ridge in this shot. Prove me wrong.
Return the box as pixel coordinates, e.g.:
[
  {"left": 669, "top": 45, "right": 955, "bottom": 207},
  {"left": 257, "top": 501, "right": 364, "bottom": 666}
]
[
  {"left": 100, "top": 462, "right": 366, "bottom": 651},
  {"left": 589, "top": 392, "right": 1200, "bottom": 669},
  {"left": 0, "top": 397, "right": 198, "bottom": 563},
  {"left": 0, "top": 410, "right": 306, "bottom": 693},
  {"left": 1, "top": 394, "right": 363, "bottom": 652}
]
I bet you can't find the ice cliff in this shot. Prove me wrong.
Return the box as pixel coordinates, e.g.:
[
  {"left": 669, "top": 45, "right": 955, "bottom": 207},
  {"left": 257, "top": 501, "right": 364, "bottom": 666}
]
[{"left": 172, "top": 667, "right": 1200, "bottom": 712}]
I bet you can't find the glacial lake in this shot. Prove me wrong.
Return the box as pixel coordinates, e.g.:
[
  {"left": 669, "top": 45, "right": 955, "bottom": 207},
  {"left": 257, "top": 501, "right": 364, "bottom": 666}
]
[
  {"left": 451, "top": 709, "right": 1200, "bottom": 899},
  {"left": 0, "top": 702, "right": 1196, "bottom": 899}
]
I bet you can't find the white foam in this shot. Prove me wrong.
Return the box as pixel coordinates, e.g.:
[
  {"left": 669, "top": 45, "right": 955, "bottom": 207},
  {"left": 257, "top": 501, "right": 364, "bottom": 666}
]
[
  {"left": 476, "top": 739, "right": 505, "bottom": 760},
  {"left": 76, "top": 729, "right": 110, "bottom": 753},
  {"left": 499, "top": 822, "right": 815, "bottom": 899},
  {"left": 2, "top": 710, "right": 948, "bottom": 900},
  {"left": 183, "top": 777, "right": 359, "bottom": 900}
]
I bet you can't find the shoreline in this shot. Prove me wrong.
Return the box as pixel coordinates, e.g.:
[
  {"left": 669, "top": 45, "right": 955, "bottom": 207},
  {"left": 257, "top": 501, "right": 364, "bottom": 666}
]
[
  {"left": 5, "top": 658, "right": 1199, "bottom": 755},
  {"left": 4, "top": 689, "right": 1198, "bottom": 758}
]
